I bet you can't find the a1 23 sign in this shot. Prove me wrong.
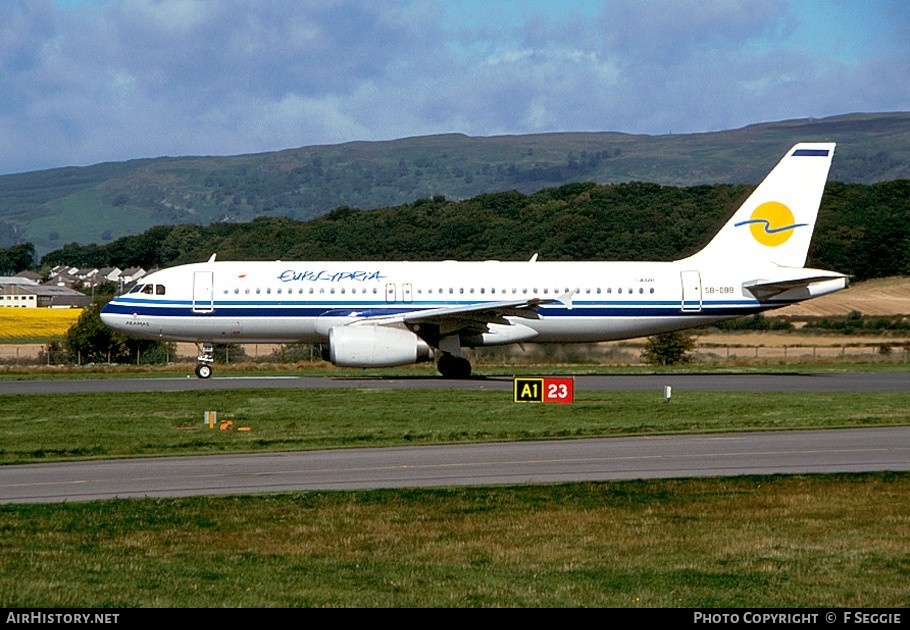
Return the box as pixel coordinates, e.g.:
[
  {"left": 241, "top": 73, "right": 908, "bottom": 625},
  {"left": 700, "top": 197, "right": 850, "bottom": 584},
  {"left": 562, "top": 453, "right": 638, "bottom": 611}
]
[{"left": 513, "top": 377, "right": 574, "bottom": 404}]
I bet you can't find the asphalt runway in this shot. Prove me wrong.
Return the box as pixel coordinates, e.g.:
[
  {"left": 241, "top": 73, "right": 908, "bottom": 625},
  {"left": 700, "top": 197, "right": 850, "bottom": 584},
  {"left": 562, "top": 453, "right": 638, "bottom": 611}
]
[{"left": 0, "top": 372, "right": 906, "bottom": 504}]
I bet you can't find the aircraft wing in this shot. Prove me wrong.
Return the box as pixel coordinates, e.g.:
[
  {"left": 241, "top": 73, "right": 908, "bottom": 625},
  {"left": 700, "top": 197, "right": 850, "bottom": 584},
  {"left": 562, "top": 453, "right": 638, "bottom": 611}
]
[
  {"left": 352, "top": 293, "right": 573, "bottom": 339},
  {"left": 359, "top": 296, "right": 553, "bottom": 325}
]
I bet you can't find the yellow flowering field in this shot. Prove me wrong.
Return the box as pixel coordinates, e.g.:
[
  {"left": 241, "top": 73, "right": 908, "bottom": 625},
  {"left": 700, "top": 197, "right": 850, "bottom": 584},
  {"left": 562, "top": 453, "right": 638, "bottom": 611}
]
[{"left": 0, "top": 308, "right": 82, "bottom": 342}]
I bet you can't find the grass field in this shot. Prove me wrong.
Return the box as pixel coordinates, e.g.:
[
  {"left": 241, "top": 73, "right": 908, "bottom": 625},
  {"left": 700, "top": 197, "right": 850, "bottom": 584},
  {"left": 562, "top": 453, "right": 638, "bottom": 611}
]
[
  {"left": 1, "top": 474, "right": 907, "bottom": 607},
  {"left": 0, "top": 384, "right": 908, "bottom": 607},
  {"left": 1, "top": 388, "right": 908, "bottom": 463}
]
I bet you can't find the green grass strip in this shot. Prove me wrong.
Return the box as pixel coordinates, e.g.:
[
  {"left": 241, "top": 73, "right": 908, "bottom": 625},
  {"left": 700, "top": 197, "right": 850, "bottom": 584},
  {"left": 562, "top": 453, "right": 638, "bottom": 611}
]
[
  {"left": 0, "top": 475, "right": 907, "bottom": 607},
  {"left": 1, "top": 389, "right": 907, "bottom": 463}
]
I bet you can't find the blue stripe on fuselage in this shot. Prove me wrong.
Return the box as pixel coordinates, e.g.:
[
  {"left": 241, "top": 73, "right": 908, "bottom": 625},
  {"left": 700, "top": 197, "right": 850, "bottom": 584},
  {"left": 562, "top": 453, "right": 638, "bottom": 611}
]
[{"left": 103, "top": 299, "right": 762, "bottom": 319}]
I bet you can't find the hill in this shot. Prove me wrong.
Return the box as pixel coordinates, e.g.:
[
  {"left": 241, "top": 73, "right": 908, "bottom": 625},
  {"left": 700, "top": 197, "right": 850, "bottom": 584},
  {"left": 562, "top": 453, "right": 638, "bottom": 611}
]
[{"left": 1, "top": 112, "right": 909, "bottom": 255}]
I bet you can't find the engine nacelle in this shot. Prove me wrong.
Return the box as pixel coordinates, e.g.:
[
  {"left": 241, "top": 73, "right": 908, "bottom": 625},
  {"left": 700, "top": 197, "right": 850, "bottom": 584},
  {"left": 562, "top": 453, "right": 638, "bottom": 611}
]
[{"left": 328, "top": 326, "right": 434, "bottom": 367}]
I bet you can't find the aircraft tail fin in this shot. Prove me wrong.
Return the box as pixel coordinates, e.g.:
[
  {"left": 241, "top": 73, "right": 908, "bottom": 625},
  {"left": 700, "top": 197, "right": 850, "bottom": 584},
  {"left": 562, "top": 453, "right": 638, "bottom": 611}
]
[{"left": 683, "top": 142, "right": 835, "bottom": 268}]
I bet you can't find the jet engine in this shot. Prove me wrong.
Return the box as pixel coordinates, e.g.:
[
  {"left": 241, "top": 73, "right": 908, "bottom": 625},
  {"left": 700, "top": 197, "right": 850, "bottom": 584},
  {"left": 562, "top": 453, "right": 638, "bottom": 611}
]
[{"left": 327, "top": 325, "right": 434, "bottom": 367}]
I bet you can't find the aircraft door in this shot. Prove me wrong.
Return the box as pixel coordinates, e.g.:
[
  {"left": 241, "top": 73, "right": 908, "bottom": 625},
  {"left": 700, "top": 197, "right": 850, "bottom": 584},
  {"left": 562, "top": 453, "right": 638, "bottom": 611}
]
[
  {"left": 402, "top": 283, "right": 413, "bottom": 303},
  {"left": 385, "top": 283, "right": 396, "bottom": 303},
  {"left": 193, "top": 271, "right": 214, "bottom": 313},
  {"left": 680, "top": 270, "right": 702, "bottom": 312}
]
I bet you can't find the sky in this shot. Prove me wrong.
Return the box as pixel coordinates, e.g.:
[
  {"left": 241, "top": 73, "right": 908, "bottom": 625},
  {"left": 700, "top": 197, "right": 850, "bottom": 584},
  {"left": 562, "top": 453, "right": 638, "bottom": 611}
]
[{"left": 0, "top": 0, "right": 907, "bottom": 175}]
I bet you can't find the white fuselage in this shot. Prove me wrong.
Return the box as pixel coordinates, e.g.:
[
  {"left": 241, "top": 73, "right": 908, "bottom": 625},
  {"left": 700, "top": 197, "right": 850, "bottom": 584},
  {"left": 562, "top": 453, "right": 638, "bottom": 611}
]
[{"left": 99, "top": 258, "right": 846, "bottom": 345}]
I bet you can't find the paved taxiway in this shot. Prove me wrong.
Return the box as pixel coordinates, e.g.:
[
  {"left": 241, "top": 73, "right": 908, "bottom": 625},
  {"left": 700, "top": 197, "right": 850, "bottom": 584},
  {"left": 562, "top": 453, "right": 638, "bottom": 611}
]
[
  {"left": 1, "top": 372, "right": 906, "bottom": 503},
  {"left": 1, "top": 427, "right": 908, "bottom": 504}
]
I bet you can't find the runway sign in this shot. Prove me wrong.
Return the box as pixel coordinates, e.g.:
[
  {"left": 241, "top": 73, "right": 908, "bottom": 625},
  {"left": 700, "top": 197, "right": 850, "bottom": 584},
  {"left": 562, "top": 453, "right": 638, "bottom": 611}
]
[{"left": 513, "top": 377, "right": 574, "bottom": 404}]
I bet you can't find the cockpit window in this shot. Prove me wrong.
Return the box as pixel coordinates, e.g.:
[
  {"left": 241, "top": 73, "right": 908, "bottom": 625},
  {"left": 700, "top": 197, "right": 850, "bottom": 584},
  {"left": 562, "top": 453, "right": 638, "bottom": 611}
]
[{"left": 127, "top": 283, "right": 164, "bottom": 295}]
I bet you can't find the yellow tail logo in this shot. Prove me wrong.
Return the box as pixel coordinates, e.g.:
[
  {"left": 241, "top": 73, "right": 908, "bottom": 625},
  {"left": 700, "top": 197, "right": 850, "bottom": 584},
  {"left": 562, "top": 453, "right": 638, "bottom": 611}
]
[{"left": 735, "top": 202, "right": 807, "bottom": 247}]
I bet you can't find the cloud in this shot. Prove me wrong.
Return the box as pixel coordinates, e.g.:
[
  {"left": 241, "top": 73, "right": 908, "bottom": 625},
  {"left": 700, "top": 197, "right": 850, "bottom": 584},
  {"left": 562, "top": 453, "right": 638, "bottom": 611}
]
[{"left": 0, "top": 0, "right": 906, "bottom": 174}]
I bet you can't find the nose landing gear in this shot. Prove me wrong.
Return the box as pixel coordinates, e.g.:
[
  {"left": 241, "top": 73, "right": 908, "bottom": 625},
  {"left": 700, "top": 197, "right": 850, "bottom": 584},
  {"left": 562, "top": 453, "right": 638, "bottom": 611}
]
[{"left": 195, "top": 342, "right": 214, "bottom": 379}]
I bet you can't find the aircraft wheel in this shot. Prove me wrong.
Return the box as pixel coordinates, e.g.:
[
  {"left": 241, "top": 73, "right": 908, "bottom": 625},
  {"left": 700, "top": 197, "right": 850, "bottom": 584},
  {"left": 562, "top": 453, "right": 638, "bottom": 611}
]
[
  {"left": 195, "top": 364, "right": 213, "bottom": 379},
  {"left": 437, "top": 354, "right": 472, "bottom": 379},
  {"left": 453, "top": 357, "right": 472, "bottom": 378}
]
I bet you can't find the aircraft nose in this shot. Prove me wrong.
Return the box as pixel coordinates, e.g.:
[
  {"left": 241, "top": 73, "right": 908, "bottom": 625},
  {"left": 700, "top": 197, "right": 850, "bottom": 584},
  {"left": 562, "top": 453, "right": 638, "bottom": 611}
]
[{"left": 99, "top": 302, "right": 120, "bottom": 328}]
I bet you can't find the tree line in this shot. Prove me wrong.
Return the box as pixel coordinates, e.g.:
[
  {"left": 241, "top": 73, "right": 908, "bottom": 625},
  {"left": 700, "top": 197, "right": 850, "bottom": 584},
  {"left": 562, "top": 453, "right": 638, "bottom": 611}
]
[
  {"left": 30, "top": 180, "right": 908, "bottom": 282},
  {"left": 0, "top": 243, "right": 36, "bottom": 275}
]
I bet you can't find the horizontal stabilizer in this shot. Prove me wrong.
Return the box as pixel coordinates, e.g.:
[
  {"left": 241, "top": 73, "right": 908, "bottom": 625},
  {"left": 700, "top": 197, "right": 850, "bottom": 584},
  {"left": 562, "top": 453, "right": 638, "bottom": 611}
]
[{"left": 744, "top": 271, "right": 849, "bottom": 301}]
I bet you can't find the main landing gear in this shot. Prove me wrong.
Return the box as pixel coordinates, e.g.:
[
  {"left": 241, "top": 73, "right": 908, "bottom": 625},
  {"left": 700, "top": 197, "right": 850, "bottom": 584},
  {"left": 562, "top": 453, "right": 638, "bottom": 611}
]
[
  {"left": 194, "top": 342, "right": 214, "bottom": 379},
  {"left": 437, "top": 353, "right": 472, "bottom": 379}
]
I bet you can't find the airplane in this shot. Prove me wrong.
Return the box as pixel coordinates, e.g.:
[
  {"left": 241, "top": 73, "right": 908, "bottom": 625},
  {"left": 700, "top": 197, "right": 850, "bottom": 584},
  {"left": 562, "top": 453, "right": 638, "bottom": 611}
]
[{"left": 100, "top": 142, "right": 848, "bottom": 379}]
